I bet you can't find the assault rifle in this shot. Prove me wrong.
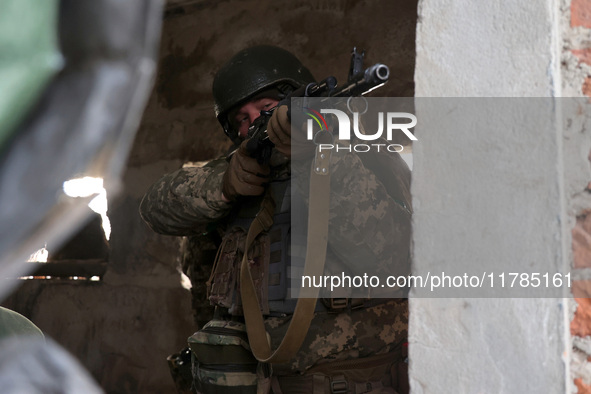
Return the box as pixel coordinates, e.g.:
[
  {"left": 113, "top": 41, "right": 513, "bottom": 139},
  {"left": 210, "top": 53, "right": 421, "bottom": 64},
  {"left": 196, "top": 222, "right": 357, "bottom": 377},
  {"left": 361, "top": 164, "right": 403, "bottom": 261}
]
[{"left": 245, "top": 47, "right": 390, "bottom": 163}]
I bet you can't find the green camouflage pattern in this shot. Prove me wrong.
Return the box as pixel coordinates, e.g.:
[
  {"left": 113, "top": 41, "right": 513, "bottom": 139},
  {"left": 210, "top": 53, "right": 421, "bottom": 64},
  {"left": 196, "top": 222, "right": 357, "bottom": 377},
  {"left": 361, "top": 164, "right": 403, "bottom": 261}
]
[
  {"left": 194, "top": 368, "right": 257, "bottom": 387},
  {"left": 188, "top": 320, "right": 252, "bottom": 355},
  {"left": 192, "top": 360, "right": 258, "bottom": 394},
  {"left": 267, "top": 299, "right": 408, "bottom": 374},
  {"left": 140, "top": 152, "right": 291, "bottom": 235},
  {"left": 140, "top": 158, "right": 232, "bottom": 236},
  {"left": 140, "top": 143, "right": 411, "bottom": 374},
  {"left": 291, "top": 146, "right": 412, "bottom": 299},
  {"left": 140, "top": 159, "right": 231, "bottom": 328},
  {"left": 179, "top": 234, "right": 218, "bottom": 328}
]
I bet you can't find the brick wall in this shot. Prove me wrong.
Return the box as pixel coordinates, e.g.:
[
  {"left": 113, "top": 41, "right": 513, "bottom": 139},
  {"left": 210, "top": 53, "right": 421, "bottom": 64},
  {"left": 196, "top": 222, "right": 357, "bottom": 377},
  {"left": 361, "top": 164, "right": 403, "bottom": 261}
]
[
  {"left": 567, "top": 1, "right": 591, "bottom": 391},
  {"left": 572, "top": 205, "right": 591, "bottom": 392}
]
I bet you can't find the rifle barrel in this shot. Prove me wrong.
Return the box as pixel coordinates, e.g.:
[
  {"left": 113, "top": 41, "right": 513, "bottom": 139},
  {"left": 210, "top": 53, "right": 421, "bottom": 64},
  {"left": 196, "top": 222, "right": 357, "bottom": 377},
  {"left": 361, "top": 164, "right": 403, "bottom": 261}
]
[{"left": 331, "top": 63, "right": 389, "bottom": 97}]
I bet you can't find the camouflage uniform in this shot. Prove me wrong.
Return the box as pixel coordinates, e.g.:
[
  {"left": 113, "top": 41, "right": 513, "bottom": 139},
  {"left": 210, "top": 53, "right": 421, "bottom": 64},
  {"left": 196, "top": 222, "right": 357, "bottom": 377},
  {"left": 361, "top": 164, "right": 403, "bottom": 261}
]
[
  {"left": 140, "top": 157, "right": 231, "bottom": 236},
  {"left": 139, "top": 144, "right": 411, "bottom": 372},
  {"left": 140, "top": 45, "right": 411, "bottom": 393},
  {"left": 140, "top": 158, "right": 231, "bottom": 328}
]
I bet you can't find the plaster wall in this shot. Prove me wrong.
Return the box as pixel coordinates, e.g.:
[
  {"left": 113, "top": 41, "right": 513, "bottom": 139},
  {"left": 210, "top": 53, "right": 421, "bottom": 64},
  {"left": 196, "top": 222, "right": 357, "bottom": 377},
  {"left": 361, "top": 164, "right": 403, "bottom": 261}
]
[
  {"left": 411, "top": 0, "right": 569, "bottom": 392},
  {"left": 414, "top": 0, "right": 560, "bottom": 97}
]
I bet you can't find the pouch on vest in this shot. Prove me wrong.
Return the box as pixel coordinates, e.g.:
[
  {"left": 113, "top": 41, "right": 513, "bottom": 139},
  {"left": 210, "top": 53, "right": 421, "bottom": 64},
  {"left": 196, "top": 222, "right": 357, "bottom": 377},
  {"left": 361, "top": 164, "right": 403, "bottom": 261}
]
[
  {"left": 207, "top": 228, "right": 271, "bottom": 315},
  {"left": 188, "top": 319, "right": 259, "bottom": 394}
]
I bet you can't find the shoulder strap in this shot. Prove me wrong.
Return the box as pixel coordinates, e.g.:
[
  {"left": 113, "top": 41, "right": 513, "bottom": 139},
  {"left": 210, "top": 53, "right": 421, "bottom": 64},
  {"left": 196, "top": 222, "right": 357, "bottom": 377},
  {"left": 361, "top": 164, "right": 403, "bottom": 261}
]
[{"left": 240, "top": 161, "right": 331, "bottom": 363}]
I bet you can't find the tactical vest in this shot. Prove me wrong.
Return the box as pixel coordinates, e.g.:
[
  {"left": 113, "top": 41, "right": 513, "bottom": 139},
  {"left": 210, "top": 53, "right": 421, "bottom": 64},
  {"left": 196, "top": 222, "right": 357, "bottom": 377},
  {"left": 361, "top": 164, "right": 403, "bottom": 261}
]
[
  {"left": 207, "top": 143, "right": 413, "bottom": 317},
  {"left": 207, "top": 176, "right": 321, "bottom": 316}
]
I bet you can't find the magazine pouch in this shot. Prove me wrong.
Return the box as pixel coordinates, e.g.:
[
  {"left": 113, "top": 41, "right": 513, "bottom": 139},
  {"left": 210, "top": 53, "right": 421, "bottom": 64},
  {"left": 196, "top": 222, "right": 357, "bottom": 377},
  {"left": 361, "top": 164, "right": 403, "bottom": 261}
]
[{"left": 188, "top": 319, "right": 260, "bottom": 394}]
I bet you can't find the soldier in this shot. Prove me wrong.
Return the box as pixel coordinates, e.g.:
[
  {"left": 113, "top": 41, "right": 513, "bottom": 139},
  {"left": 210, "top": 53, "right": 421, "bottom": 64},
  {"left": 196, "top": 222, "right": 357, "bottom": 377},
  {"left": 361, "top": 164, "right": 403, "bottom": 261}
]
[{"left": 140, "top": 45, "right": 411, "bottom": 394}]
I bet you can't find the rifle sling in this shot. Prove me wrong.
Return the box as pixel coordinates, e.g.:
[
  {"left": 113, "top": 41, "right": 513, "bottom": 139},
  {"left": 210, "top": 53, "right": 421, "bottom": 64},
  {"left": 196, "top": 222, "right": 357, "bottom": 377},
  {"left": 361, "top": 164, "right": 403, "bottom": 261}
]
[{"left": 240, "top": 164, "right": 330, "bottom": 364}]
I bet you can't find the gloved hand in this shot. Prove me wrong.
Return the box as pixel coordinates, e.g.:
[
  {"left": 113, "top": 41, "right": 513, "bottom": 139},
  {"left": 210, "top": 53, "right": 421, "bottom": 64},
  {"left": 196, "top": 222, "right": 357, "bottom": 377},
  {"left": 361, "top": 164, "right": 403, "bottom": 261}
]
[
  {"left": 267, "top": 105, "right": 291, "bottom": 157},
  {"left": 222, "top": 140, "right": 271, "bottom": 201},
  {"left": 268, "top": 104, "right": 316, "bottom": 158}
]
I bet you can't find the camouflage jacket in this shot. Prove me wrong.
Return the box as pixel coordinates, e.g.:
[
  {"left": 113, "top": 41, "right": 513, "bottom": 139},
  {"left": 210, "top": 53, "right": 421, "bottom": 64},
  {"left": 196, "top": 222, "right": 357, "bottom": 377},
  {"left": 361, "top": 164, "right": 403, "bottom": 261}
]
[
  {"left": 140, "top": 156, "right": 233, "bottom": 236},
  {"left": 139, "top": 145, "right": 411, "bottom": 372},
  {"left": 140, "top": 146, "right": 411, "bottom": 271}
]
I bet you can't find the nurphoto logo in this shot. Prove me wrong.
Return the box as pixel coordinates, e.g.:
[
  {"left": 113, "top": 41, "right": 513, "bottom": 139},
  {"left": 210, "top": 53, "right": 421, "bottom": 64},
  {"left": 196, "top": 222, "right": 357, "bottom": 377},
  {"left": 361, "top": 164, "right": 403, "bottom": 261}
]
[{"left": 304, "top": 107, "right": 417, "bottom": 153}]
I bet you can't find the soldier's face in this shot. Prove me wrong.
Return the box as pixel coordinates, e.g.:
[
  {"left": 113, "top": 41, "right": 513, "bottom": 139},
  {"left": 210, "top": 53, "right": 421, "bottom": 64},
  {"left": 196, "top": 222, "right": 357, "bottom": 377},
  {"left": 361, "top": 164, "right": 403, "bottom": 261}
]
[{"left": 234, "top": 97, "right": 279, "bottom": 138}]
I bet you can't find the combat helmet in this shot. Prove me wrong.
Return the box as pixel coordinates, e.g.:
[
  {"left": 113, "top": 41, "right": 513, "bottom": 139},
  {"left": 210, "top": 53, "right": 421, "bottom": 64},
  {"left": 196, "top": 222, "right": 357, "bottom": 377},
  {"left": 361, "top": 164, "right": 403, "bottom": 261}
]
[{"left": 212, "top": 45, "right": 315, "bottom": 143}]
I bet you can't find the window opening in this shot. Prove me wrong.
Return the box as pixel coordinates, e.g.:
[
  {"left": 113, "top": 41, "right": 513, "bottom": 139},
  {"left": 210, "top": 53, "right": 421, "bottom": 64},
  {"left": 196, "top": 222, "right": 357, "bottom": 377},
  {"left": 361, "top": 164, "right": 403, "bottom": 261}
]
[
  {"left": 23, "top": 177, "right": 110, "bottom": 281},
  {"left": 63, "top": 177, "right": 111, "bottom": 240}
]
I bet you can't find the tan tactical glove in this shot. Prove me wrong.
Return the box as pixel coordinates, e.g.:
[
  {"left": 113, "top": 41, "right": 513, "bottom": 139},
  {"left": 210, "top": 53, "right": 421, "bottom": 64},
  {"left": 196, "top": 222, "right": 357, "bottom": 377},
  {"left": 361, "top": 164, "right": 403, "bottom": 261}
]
[
  {"left": 222, "top": 140, "right": 271, "bottom": 201},
  {"left": 267, "top": 105, "right": 316, "bottom": 158},
  {"left": 267, "top": 105, "right": 291, "bottom": 157}
]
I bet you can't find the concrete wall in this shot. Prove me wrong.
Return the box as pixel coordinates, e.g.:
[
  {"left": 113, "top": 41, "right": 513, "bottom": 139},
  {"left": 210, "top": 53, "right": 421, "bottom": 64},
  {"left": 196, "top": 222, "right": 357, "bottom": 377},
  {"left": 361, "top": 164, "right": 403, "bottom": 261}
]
[
  {"left": 411, "top": 0, "right": 573, "bottom": 393},
  {"left": 2, "top": 1, "right": 418, "bottom": 392}
]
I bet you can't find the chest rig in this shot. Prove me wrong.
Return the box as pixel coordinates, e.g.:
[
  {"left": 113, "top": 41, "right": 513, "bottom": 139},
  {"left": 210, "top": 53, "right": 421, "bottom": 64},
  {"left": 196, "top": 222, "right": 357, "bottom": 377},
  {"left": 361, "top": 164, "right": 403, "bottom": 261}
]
[{"left": 207, "top": 177, "right": 316, "bottom": 317}]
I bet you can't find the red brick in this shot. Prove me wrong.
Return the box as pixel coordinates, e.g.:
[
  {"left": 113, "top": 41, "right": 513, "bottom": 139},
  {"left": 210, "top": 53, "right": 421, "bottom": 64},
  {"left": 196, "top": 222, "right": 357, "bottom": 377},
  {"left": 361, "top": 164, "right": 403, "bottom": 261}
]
[
  {"left": 584, "top": 76, "right": 591, "bottom": 98},
  {"left": 584, "top": 214, "right": 591, "bottom": 233},
  {"left": 571, "top": 281, "right": 591, "bottom": 336},
  {"left": 576, "top": 378, "right": 591, "bottom": 394},
  {"left": 573, "top": 280, "right": 591, "bottom": 298},
  {"left": 573, "top": 49, "right": 591, "bottom": 67},
  {"left": 572, "top": 297, "right": 591, "bottom": 336},
  {"left": 572, "top": 0, "right": 591, "bottom": 28},
  {"left": 574, "top": 214, "right": 591, "bottom": 268}
]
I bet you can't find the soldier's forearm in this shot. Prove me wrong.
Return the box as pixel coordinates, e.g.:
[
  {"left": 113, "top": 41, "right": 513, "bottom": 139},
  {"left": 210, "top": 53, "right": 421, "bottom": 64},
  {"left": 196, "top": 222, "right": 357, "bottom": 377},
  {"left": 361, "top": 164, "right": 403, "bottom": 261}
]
[{"left": 139, "top": 160, "right": 232, "bottom": 236}]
